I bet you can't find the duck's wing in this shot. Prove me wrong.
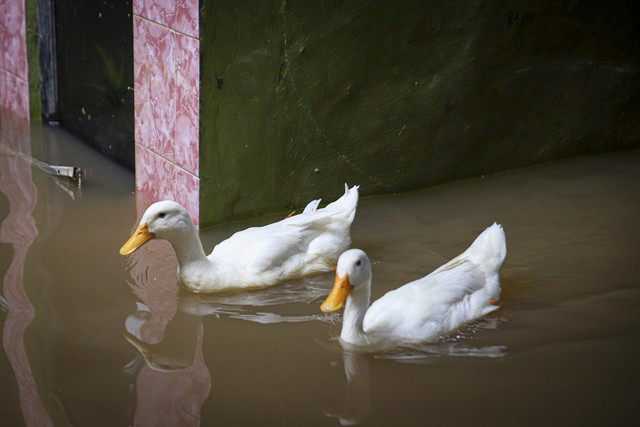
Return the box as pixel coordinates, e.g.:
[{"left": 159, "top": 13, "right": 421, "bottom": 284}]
[
  {"left": 363, "top": 223, "right": 505, "bottom": 342},
  {"left": 209, "top": 207, "right": 347, "bottom": 273},
  {"left": 209, "top": 223, "right": 302, "bottom": 271},
  {"left": 363, "top": 260, "right": 494, "bottom": 341},
  {"left": 209, "top": 185, "right": 358, "bottom": 278}
]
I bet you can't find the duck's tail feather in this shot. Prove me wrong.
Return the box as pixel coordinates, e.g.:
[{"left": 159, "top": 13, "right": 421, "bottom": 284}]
[
  {"left": 302, "top": 199, "right": 322, "bottom": 213},
  {"left": 322, "top": 184, "right": 359, "bottom": 222},
  {"left": 464, "top": 223, "right": 507, "bottom": 275}
]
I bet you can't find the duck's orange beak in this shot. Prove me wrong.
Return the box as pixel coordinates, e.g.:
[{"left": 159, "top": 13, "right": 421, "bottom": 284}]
[
  {"left": 321, "top": 273, "right": 353, "bottom": 313},
  {"left": 120, "top": 223, "right": 155, "bottom": 255}
]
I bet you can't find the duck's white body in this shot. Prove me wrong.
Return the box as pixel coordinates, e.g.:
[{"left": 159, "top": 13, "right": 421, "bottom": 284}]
[
  {"left": 321, "top": 223, "right": 506, "bottom": 347},
  {"left": 121, "top": 185, "right": 359, "bottom": 293}
]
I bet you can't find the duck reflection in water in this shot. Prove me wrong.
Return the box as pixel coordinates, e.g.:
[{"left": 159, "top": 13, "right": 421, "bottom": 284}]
[
  {"left": 123, "top": 200, "right": 212, "bottom": 427},
  {"left": 324, "top": 351, "right": 372, "bottom": 426},
  {"left": 123, "top": 292, "right": 211, "bottom": 427},
  {"left": 124, "top": 301, "right": 204, "bottom": 372},
  {"left": 321, "top": 329, "right": 506, "bottom": 426}
]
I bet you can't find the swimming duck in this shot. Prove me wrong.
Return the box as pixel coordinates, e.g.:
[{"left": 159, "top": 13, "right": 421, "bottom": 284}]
[
  {"left": 321, "top": 223, "right": 506, "bottom": 347},
  {"left": 120, "top": 185, "right": 359, "bottom": 293}
]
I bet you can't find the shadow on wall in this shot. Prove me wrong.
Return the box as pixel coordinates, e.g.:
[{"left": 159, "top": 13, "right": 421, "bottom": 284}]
[{"left": 199, "top": 0, "right": 640, "bottom": 226}]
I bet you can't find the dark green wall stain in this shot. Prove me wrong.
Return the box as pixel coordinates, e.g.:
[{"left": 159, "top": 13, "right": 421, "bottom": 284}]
[
  {"left": 199, "top": 0, "right": 640, "bottom": 226},
  {"left": 26, "top": 0, "right": 42, "bottom": 121}
]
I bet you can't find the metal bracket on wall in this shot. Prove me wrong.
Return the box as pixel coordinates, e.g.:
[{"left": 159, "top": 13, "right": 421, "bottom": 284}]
[{"left": 4, "top": 148, "right": 83, "bottom": 199}]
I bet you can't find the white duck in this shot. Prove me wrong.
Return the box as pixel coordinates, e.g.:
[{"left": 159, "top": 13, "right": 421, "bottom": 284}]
[
  {"left": 321, "top": 223, "right": 506, "bottom": 347},
  {"left": 121, "top": 185, "right": 359, "bottom": 293}
]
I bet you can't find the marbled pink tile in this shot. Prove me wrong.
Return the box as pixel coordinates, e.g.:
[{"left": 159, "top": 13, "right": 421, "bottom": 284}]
[
  {"left": 0, "top": 69, "right": 29, "bottom": 120},
  {"left": 147, "top": 24, "right": 176, "bottom": 161},
  {"left": 133, "top": 16, "right": 157, "bottom": 70},
  {"left": 174, "top": 113, "right": 198, "bottom": 174},
  {"left": 134, "top": 0, "right": 175, "bottom": 29},
  {"left": 0, "top": 106, "right": 30, "bottom": 153},
  {"left": 132, "top": 0, "right": 145, "bottom": 18},
  {"left": 133, "top": 0, "right": 198, "bottom": 37},
  {"left": 0, "top": 0, "right": 28, "bottom": 80},
  {"left": 135, "top": 144, "right": 200, "bottom": 226},
  {"left": 134, "top": 98, "right": 154, "bottom": 150},
  {"left": 133, "top": 1, "right": 200, "bottom": 226},
  {"left": 175, "top": 34, "right": 199, "bottom": 175},
  {"left": 174, "top": 0, "right": 199, "bottom": 37},
  {"left": 134, "top": 190, "right": 154, "bottom": 226},
  {"left": 135, "top": 143, "right": 176, "bottom": 202},
  {"left": 133, "top": 17, "right": 150, "bottom": 146},
  {"left": 134, "top": 17, "right": 176, "bottom": 161},
  {"left": 174, "top": 168, "right": 199, "bottom": 225}
]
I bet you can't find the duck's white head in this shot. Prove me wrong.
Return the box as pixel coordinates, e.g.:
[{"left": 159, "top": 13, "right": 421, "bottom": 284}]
[
  {"left": 120, "top": 200, "right": 195, "bottom": 256},
  {"left": 321, "top": 249, "right": 372, "bottom": 313}
]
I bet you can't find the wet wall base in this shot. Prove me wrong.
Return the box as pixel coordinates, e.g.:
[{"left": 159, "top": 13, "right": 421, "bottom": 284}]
[{"left": 199, "top": 0, "right": 640, "bottom": 226}]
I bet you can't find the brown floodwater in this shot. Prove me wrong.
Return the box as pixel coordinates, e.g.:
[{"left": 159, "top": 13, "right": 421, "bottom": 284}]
[{"left": 1, "top": 114, "right": 639, "bottom": 426}]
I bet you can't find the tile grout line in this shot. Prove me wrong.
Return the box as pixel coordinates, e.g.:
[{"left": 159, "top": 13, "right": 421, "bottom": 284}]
[
  {"left": 133, "top": 13, "right": 199, "bottom": 40},
  {"left": 135, "top": 142, "right": 199, "bottom": 179},
  {"left": 0, "top": 67, "right": 29, "bottom": 83}
]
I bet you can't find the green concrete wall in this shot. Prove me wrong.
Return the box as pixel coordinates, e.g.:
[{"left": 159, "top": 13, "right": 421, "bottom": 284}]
[
  {"left": 199, "top": 0, "right": 640, "bottom": 226},
  {"left": 26, "top": 0, "right": 41, "bottom": 121}
]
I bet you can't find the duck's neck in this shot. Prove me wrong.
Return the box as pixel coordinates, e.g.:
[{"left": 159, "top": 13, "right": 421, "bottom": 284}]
[
  {"left": 169, "top": 226, "right": 209, "bottom": 268},
  {"left": 340, "top": 284, "right": 371, "bottom": 345}
]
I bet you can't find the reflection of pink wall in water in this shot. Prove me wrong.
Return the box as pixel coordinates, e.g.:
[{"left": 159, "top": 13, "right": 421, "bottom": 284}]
[
  {"left": 133, "top": 0, "right": 200, "bottom": 225},
  {"left": 133, "top": 324, "right": 211, "bottom": 427},
  {"left": 0, "top": 113, "right": 52, "bottom": 426},
  {"left": 0, "top": 1, "right": 30, "bottom": 119}
]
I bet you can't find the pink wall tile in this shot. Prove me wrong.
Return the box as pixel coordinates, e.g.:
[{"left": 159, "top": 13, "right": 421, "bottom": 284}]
[
  {"left": 0, "top": 1, "right": 29, "bottom": 119},
  {"left": 135, "top": 143, "right": 176, "bottom": 202},
  {"left": 0, "top": 69, "right": 29, "bottom": 120},
  {"left": 0, "top": 0, "right": 28, "bottom": 80},
  {"left": 174, "top": 167, "right": 199, "bottom": 225},
  {"left": 133, "top": 17, "right": 152, "bottom": 149},
  {"left": 174, "top": 0, "right": 199, "bottom": 38},
  {"left": 0, "top": 102, "right": 30, "bottom": 154},
  {"left": 134, "top": 0, "right": 174, "bottom": 29},
  {"left": 134, "top": 1, "right": 200, "bottom": 225},
  {"left": 135, "top": 144, "right": 200, "bottom": 226},
  {"left": 134, "top": 17, "right": 176, "bottom": 162},
  {"left": 175, "top": 34, "right": 199, "bottom": 175},
  {"left": 134, "top": 0, "right": 199, "bottom": 37}
]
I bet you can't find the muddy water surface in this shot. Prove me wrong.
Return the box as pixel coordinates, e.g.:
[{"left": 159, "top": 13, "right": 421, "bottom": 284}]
[{"left": 1, "top": 117, "right": 639, "bottom": 426}]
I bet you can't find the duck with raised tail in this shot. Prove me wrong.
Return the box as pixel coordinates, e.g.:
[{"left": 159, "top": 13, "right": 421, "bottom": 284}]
[
  {"left": 121, "top": 185, "right": 359, "bottom": 293},
  {"left": 321, "top": 223, "right": 506, "bottom": 347}
]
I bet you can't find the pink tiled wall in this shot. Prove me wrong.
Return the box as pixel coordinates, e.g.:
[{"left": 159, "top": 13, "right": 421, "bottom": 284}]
[
  {"left": 0, "top": 0, "right": 30, "bottom": 120},
  {"left": 133, "top": 0, "right": 200, "bottom": 225}
]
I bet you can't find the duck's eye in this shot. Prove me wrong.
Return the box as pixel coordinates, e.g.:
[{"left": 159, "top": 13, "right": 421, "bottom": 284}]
[
  {"left": 158, "top": 212, "right": 166, "bottom": 219},
  {"left": 356, "top": 260, "right": 362, "bottom": 267}
]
